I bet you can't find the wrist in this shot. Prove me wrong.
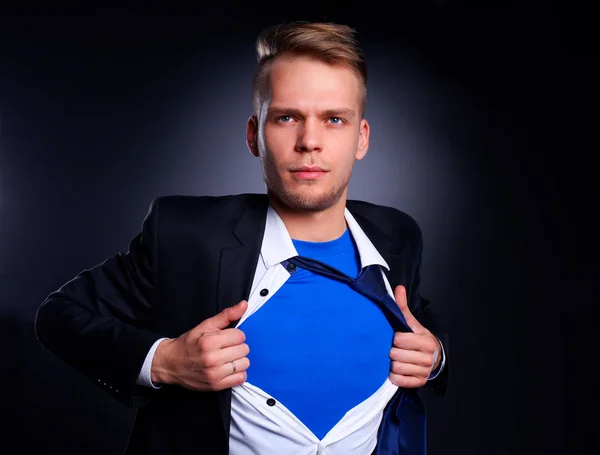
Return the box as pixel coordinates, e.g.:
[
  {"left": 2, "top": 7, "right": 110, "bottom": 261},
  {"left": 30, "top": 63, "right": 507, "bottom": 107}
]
[{"left": 151, "top": 338, "right": 175, "bottom": 385}]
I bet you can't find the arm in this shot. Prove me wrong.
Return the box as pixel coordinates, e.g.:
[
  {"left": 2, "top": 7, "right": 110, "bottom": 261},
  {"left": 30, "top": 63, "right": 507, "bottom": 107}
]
[{"left": 34, "top": 197, "right": 166, "bottom": 408}]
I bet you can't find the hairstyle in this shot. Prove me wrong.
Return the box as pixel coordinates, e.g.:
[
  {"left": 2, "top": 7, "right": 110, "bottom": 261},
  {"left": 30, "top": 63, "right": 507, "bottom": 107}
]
[{"left": 252, "top": 22, "right": 368, "bottom": 118}]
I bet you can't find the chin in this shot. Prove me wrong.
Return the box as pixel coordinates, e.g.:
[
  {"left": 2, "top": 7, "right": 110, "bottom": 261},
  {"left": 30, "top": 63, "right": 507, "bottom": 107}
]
[{"left": 276, "top": 186, "right": 344, "bottom": 213}]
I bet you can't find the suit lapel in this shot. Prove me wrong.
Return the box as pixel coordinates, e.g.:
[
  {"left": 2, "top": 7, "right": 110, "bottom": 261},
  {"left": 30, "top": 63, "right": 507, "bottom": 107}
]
[
  {"left": 216, "top": 194, "right": 269, "bottom": 441},
  {"left": 216, "top": 195, "right": 269, "bottom": 315},
  {"left": 346, "top": 206, "right": 407, "bottom": 288}
]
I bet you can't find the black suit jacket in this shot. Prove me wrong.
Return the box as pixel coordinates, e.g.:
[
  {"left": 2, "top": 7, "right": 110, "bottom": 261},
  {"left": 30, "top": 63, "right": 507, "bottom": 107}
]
[{"left": 35, "top": 193, "right": 449, "bottom": 455}]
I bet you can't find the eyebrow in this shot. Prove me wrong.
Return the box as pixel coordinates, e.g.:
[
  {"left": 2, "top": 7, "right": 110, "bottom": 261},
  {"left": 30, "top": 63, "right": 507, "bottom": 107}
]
[{"left": 268, "top": 107, "right": 356, "bottom": 119}]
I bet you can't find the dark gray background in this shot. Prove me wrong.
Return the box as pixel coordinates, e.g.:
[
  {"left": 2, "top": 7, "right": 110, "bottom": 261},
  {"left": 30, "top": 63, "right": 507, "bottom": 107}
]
[{"left": 0, "top": 3, "right": 595, "bottom": 454}]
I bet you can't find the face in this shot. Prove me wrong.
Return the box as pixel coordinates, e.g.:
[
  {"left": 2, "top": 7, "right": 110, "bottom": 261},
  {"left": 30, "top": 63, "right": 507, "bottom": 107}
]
[{"left": 247, "top": 55, "right": 369, "bottom": 213}]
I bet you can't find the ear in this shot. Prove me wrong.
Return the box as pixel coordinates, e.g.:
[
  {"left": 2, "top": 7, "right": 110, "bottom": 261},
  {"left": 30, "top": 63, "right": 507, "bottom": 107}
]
[
  {"left": 246, "top": 115, "right": 259, "bottom": 157},
  {"left": 355, "top": 118, "right": 370, "bottom": 160}
]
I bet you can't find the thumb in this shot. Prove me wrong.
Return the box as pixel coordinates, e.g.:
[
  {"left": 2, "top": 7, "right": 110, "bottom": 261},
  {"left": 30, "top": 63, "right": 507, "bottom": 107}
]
[
  {"left": 394, "top": 285, "right": 422, "bottom": 331},
  {"left": 197, "top": 300, "right": 248, "bottom": 332}
]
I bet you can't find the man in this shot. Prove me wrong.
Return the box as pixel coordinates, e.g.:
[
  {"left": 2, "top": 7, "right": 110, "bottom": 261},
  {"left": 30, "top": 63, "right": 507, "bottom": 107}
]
[{"left": 35, "top": 22, "right": 449, "bottom": 454}]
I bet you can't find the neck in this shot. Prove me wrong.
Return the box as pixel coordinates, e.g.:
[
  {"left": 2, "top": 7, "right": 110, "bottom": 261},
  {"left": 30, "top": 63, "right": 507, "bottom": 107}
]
[{"left": 268, "top": 191, "right": 348, "bottom": 242}]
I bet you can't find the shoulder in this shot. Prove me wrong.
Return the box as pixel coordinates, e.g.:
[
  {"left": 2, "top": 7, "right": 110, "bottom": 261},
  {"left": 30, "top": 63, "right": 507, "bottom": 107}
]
[
  {"left": 137, "top": 193, "right": 267, "bottom": 235},
  {"left": 347, "top": 199, "right": 421, "bottom": 231},
  {"left": 346, "top": 199, "right": 423, "bottom": 246},
  {"left": 137, "top": 193, "right": 268, "bottom": 245},
  {"left": 148, "top": 193, "right": 266, "bottom": 218}
]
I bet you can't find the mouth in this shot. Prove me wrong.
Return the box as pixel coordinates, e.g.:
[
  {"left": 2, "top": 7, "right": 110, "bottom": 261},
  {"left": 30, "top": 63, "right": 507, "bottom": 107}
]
[
  {"left": 292, "top": 166, "right": 327, "bottom": 172},
  {"left": 290, "top": 166, "right": 329, "bottom": 180}
]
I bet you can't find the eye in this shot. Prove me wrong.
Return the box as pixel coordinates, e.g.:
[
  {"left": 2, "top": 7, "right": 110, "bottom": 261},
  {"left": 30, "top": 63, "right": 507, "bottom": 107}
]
[
  {"left": 328, "top": 117, "right": 343, "bottom": 125},
  {"left": 276, "top": 115, "right": 293, "bottom": 123}
]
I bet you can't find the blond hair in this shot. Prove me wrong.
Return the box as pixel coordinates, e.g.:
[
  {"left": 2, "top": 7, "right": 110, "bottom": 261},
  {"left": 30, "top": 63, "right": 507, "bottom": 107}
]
[{"left": 252, "top": 22, "right": 368, "bottom": 117}]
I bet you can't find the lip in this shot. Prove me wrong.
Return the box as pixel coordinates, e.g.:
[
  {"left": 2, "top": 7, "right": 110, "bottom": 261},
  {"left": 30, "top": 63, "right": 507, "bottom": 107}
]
[
  {"left": 292, "top": 166, "right": 327, "bottom": 172},
  {"left": 290, "top": 167, "right": 328, "bottom": 180}
]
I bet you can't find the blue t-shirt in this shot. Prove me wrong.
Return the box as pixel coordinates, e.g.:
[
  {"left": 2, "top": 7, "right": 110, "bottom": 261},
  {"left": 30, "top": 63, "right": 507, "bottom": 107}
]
[{"left": 240, "top": 229, "right": 394, "bottom": 439}]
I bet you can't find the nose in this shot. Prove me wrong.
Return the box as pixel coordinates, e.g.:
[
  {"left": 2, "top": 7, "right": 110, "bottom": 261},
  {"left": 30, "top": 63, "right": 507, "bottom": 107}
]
[{"left": 295, "top": 119, "right": 323, "bottom": 153}]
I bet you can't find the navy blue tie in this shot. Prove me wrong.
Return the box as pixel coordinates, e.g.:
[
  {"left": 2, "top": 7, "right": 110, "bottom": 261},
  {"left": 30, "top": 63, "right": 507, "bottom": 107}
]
[
  {"left": 286, "top": 255, "right": 412, "bottom": 333},
  {"left": 285, "top": 255, "right": 427, "bottom": 455}
]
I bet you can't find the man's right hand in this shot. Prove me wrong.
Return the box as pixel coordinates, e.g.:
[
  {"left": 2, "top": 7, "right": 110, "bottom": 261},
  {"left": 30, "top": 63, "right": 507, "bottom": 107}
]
[{"left": 150, "top": 300, "right": 250, "bottom": 391}]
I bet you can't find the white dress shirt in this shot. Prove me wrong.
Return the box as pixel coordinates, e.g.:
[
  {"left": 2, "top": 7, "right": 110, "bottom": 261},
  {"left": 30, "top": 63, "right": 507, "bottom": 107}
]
[{"left": 138, "top": 204, "right": 445, "bottom": 455}]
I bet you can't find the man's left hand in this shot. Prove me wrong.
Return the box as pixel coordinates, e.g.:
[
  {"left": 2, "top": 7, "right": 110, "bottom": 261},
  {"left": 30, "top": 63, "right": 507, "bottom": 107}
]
[{"left": 388, "top": 285, "right": 441, "bottom": 388}]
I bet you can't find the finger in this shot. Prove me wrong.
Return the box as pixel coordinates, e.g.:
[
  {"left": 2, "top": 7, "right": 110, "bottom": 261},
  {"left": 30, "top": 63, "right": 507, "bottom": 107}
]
[
  {"left": 219, "top": 343, "right": 250, "bottom": 364},
  {"left": 390, "top": 361, "right": 431, "bottom": 378},
  {"left": 218, "top": 357, "right": 250, "bottom": 379},
  {"left": 389, "top": 347, "right": 433, "bottom": 367},
  {"left": 393, "top": 332, "right": 436, "bottom": 353},
  {"left": 217, "top": 371, "right": 248, "bottom": 390},
  {"left": 191, "top": 369, "right": 249, "bottom": 392},
  {"left": 389, "top": 373, "right": 426, "bottom": 389},
  {"left": 393, "top": 286, "right": 421, "bottom": 330},
  {"left": 201, "top": 328, "right": 247, "bottom": 350},
  {"left": 196, "top": 300, "right": 248, "bottom": 332}
]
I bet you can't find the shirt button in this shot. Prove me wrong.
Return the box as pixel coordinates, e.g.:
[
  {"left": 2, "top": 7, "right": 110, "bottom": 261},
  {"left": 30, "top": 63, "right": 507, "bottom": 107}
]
[
  {"left": 260, "top": 288, "right": 269, "bottom": 296},
  {"left": 266, "top": 398, "right": 276, "bottom": 406},
  {"left": 286, "top": 262, "right": 297, "bottom": 272}
]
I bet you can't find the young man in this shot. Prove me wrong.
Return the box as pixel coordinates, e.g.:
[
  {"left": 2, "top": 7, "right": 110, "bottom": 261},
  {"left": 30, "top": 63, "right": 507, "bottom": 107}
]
[{"left": 35, "top": 22, "right": 449, "bottom": 454}]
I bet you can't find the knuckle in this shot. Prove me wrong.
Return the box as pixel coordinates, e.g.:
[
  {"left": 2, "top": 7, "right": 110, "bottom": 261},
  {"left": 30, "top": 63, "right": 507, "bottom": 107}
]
[
  {"left": 391, "top": 362, "right": 404, "bottom": 375},
  {"left": 236, "top": 329, "right": 246, "bottom": 343},
  {"left": 199, "top": 351, "right": 216, "bottom": 367},
  {"left": 394, "top": 333, "right": 407, "bottom": 346},
  {"left": 197, "top": 336, "right": 212, "bottom": 352},
  {"left": 391, "top": 374, "right": 406, "bottom": 388},
  {"left": 205, "top": 368, "right": 218, "bottom": 383},
  {"left": 222, "top": 307, "right": 235, "bottom": 319},
  {"left": 196, "top": 352, "right": 208, "bottom": 366}
]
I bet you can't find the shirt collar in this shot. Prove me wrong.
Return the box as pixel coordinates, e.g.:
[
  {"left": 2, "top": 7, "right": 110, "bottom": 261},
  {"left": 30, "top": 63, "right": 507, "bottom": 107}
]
[{"left": 260, "top": 204, "right": 390, "bottom": 271}]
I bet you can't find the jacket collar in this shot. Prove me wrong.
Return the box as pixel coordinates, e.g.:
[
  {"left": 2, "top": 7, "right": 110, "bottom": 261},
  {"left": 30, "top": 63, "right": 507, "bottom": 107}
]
[{"left": 259, "top": 203, "right": 390, "bottom": 271}]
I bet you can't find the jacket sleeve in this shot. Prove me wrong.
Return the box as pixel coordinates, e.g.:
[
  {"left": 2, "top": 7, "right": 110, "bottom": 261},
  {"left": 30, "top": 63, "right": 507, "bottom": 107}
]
[
  {"left": 408, "top": 224, "right": 450, "bottom": 397},
  {"left": 34, "top": 197, "right": 166, "bottom": 408}
]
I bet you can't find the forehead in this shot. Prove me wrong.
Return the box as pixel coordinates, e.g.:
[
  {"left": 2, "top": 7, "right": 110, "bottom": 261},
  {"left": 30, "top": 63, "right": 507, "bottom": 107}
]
[{"left": 266, "top": 55, "right": 361, "bottom": 110}]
